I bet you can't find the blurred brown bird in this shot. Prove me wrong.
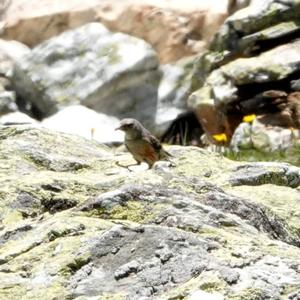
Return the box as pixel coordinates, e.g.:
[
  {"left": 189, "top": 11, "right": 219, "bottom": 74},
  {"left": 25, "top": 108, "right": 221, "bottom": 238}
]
[{"left": 115, "top": 118, "right": 172, "bottom": 169}]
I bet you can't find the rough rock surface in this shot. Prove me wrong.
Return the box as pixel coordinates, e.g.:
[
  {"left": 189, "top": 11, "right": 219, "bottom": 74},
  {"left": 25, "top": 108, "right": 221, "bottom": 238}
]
[
  {"left": 189, "top": 0, "right": 300, "bottom": 148},
  {"left": 12, "top": 22, "right": 160, "bottom": 130},
  {"left": 156, "top": 57, "right": 194, "bottom": 135},
  {"left": 0, "top": 0, "right": 249, "bottom": 63},
  {"left": 0, "top": 39, "right": 30, "bottom": 116},
  {"left": 0, "top": 125, "right": 300, "bottom": 299},
  {"left": 231, "top": 118, "right": 300, "bottom": 152}
]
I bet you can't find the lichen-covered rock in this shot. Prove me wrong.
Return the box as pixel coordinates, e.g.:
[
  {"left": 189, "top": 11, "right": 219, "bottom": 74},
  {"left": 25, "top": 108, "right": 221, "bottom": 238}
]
[
  {"left": 0, "top": 126, "right": 300, "bottom": 299},
  {"left": 211, "top": 0, "right": 300, "bottom": 55},
  {"left": 189, "top": 0, "right": 300, "bottom": 149},
  {"left": 189, "top": 39, "right": 300, "bottom": 123},
  {"left": 12, "top": 22, "right": 160, "bottom": 130}
]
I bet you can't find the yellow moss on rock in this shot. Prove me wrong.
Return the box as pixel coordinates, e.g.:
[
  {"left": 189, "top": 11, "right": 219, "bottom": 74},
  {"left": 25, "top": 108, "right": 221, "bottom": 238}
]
[
  {"left": 228, "top": 288, "right": 264, "bottom": 300},
  {"left": 107, "top": 201, "right": 166, "bottom": 224}
]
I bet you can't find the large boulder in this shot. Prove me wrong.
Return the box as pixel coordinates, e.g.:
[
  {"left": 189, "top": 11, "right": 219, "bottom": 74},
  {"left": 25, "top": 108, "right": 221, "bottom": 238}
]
[
  {"left": 0, "top": 0, "right": 250, "bottom": 63},
  {"left": 189, "top": 0, "right": 300, "bottom": 146},
  {"left": 0, "top": 125, "right": 300, "bottom": 299},
  {"left": 12, "top": 22, "right": 160, "bottom": 130}
]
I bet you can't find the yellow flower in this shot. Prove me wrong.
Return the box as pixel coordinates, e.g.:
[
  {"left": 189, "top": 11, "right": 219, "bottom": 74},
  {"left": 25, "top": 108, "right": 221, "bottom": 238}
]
[
  {"left": 212, "top": 133, "right": 228, "bottom": 142},
  {"left": 243, "top": 114, "right": 256, "bottom": 123}
]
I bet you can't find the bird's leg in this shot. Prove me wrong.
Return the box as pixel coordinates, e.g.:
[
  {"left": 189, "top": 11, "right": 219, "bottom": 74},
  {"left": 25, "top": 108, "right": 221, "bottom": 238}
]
[{"left": 115, "top": 161, "right": 141, "bottom": 171}]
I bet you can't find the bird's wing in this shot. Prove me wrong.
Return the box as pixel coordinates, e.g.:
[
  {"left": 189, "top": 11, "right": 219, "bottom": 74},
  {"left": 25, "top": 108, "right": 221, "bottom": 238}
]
[
  {"left": 144, "top": 134, "right": 162, "bottom": 151},
  {"left": 144, "top": 134, "right": 172, "bottom": 158},
  {"left": 143, "top": 132, "right": 162, "bottom": 151}
]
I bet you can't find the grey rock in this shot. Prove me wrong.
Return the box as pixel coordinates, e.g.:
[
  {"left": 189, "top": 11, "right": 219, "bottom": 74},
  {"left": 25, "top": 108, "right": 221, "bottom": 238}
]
[
  {"left": 13, "top": 23, "right": 160, "bottom": 130},
  {"left": 70, "top": 225, "right": 210, "bottom": 298},
  {"left": 219, "top": 267, "right": 240, "bottom": 284},
  {"left": 211, "top": 0, "right": 300, "bottom": 55},
  {"left": 230, "top": 122, "right": 253, "bottom": 151},
  {"left": 0, "top": 40, "right": 30, "bottom": 117},
  {"left": 234, "top": 255, "right": 300, "bottom": 299},
  {"left": 230, "top": 118, "right": 300, "bottom": 153},
  {"left": 203, "top": 189, "right": 300, "bottom": 246},
  {"left": 230, "top": 162, "right": 300, "bottom": 188},
  {"left": 156, "top": 58, "right": 194, "bottom": 135},
  {"left": 291, "top": 79, "right": 300, "bottom": 91},
  {"left": 0, "top": 91, "right": 17, "bottom": 115},
  {"left": 193, "top": 39, "right": 300, "bottom": 107},
  {"left": 114, "top": 259, "right": 140, "bottom": 280},
  {"left": 0, "top": 224, "right": 33, "bottom": 246},
  {"left": 288, "top": 291, "right": 300, "bottom": 299}
]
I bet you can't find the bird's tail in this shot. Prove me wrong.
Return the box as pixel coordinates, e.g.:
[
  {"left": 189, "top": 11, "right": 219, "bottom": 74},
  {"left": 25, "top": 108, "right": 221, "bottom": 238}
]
[
  {"left": 160, "top": 148, "right": 176, "bottom": 167},
  {"left": 159, "top": 148, "right": 173, "bottom": 159}
]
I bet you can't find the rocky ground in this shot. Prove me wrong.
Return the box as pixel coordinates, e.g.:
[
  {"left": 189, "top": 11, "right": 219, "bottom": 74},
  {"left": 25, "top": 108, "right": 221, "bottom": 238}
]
[
  {"left": 0, "top": 0, "right": 300, "bottom": 156},
  {"left": 0, "top": 125, "right": 299, "bottom": 299}
]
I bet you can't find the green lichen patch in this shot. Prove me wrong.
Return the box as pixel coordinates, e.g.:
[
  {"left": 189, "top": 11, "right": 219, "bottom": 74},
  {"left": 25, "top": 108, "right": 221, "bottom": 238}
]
[
  {"left": 162, "top": 271, "right": 227, "bottom": 299},
  {"left": 1, "top": 126, "right": 300, "bottom": 298},
  {"left": 105, "top": 201, "right": 162, "bottom": 223},
  {"left": 228, "top": 184, "right": 300, "bottom": 237},
  {"left": 98, "top": 44, "right": 121, "bottom": 65},
  {"left": 0, "top": 213, "right": 114, "bottom": 298},
  {"left": 172, "top": 146, "right": 236, "bottom": 186},
  {"left": 228, "top": 288, "right": 265, "bottom": 300}
]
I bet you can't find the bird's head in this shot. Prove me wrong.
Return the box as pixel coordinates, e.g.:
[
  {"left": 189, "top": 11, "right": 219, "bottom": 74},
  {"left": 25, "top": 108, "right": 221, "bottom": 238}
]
[{"left": 115, "top": 118, "right": 143, "bottom": 139}]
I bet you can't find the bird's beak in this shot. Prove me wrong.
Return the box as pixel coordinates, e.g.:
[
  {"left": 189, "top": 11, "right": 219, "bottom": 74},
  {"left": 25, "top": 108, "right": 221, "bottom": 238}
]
[{"left": 115, "top": 126, "right": 121, "bottom": 131}]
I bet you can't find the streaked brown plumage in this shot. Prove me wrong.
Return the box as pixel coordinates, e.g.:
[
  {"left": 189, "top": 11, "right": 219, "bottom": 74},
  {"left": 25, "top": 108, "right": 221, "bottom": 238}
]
[{"left": 116, "top": 118, "right": 172, "bottom": 168}]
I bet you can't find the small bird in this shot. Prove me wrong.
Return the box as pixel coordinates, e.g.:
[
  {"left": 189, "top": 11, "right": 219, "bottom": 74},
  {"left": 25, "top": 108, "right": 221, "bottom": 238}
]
[{"left": 115, "top": 118, "right": 172, "bottom": 169}]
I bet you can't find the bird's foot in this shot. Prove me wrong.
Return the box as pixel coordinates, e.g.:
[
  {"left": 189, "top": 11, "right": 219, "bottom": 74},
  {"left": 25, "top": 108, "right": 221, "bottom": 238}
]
[
  {"left": 153, "top": 160, "right": 176, "bottom": 170},
  {"left": 168, "top": 160, "right": 177, "bottom": 167},
  {"left": 115, "top": 161, "right": 140, "bottom": 171}
]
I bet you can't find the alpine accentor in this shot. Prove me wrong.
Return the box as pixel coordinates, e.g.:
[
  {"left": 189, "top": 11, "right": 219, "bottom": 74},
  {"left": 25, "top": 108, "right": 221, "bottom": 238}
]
[{"left": 116, "top": 118, "right": 172, "bottom": 168}]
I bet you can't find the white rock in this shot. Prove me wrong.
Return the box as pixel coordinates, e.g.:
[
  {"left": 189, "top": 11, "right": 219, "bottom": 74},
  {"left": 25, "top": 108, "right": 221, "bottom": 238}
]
[
  {"left": 0, "top": 39, "right": 30, "bottom": 61},
  {"left": 41, "top": 105, "right": 124, "bottom": 144},
  {"left": 0, "top": 111, "right": 38, "bottom": 125}
]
